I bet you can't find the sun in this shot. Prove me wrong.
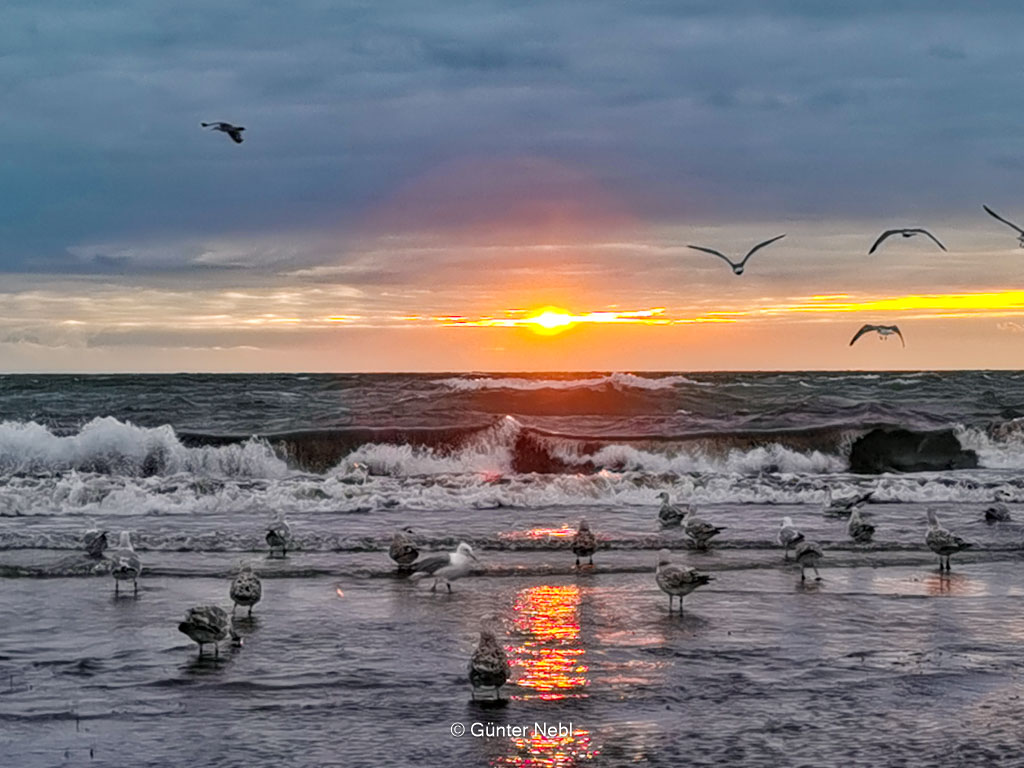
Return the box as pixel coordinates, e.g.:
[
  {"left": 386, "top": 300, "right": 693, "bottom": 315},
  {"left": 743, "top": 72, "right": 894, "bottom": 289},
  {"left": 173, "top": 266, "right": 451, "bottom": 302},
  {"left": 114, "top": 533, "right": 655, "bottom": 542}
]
[{"left": 524, "top": 306, "right": 576, "bottom": 335}]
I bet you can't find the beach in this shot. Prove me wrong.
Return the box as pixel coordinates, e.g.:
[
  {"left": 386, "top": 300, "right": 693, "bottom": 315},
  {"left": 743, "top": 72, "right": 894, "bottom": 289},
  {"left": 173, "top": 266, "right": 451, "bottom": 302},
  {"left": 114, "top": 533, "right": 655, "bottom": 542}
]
[{"left": 3, "top": 372, "right": 1024, "bottom": 766}]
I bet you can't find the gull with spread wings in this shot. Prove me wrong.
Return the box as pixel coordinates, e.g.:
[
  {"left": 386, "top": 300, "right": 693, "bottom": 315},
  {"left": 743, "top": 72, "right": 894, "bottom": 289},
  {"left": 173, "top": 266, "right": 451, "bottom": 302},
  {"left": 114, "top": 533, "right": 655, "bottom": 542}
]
[
  {"left": 686, "top": 234, "right": 785, "bottom": 275},
  {"left": 982, "top": 205, "right": 1024, "bottom": 247},
  {"left": 868, "top": 228, "right": 946, "bottom": 254},
  {"left": 850, "top": 324, "right": 905, "bottom": 348},
  {"left": 201, "top": 121, "right": 245, "bottom": 144}
]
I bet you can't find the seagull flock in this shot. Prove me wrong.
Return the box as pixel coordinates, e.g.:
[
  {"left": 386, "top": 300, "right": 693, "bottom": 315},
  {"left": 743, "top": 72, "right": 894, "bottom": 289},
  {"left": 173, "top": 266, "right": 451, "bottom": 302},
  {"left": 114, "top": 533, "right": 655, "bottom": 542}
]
[
  {"left": 686, "top": 204, "right": 1024, "bottom": 350},
  {"left": 81, "top": 484, "right": 987, "bottom": 701}
]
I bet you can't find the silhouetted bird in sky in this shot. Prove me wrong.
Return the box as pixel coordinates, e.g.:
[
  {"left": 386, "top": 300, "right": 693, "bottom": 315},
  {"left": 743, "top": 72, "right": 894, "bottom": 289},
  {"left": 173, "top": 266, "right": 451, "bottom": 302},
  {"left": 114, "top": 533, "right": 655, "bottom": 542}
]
[
  {"left": 201, "top": 121, "right": 245, "bottom": 144},
  {"left": 686, "top": 234, "right": 785, "bottom": 275},
  {"left": 868, "top": 228, "right": 945, "bottom": 254}
]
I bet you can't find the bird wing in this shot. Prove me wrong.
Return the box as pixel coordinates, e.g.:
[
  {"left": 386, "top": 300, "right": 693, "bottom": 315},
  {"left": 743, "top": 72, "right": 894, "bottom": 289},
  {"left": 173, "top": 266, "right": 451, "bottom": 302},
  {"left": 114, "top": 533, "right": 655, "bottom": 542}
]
[
  {"left": 229, "top": 130, "right": 244, "bottom": 144},
  {"left": 868, "top": 231, "right": 899, "bottom": 254},
  {"left": 739, "top": 233, "right": 786, "bottom": 266},
  {"left": 687, "top": 245, "right": 737, "bottom": 269},
  {"left": 890, "top": 326, "right": 905, "bottom": 347},
  {"left": 983, "top": 205, "right": 1024, "bottom": 235},
  {"left": 913, "top": 229, "right": 947, "bottom": 251},
  {"left": 411, "top": 553, "right": 450, "bottom": 574},
  {"left": 849, "top": 324, "right": 878, "bottom": 346}
]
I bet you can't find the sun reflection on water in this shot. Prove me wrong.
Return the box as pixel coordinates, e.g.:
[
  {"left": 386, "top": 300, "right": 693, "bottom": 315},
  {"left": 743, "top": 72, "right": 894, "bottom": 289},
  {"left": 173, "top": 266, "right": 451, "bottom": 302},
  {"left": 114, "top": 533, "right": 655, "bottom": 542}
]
[{"left": 496, "top": 584, "right": 597, "bottom": 765}]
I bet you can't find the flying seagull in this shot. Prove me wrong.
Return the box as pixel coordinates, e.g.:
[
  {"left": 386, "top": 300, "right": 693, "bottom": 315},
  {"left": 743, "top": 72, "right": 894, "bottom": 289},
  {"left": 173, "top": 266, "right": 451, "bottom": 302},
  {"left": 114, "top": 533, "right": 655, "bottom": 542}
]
[
  {"left": 925, "top": 509, "right": 970, "bottom": 572},
  {"left": 868, "top": 228, "right": 946, "bottom": 254},
  {"left": 468, "top": 626, "right": 511, "bottom": 701},
  {"left": 201, "top": 121, "right": 245, "bottom": 144},
  {"left": 982, "top": 205, "right": 1024, "bottom": 247},
  {"left": 409, "top": 542, "right": 479, "bottom": 592},
  {"left": 849, "top": 324, "right": 905, "bottom": 348},
  {"left": 686, "top": 234, "right": 785, "bottom": 275},
  {"left": 655, "top": 549, "right": 712, "bottom": 614}
]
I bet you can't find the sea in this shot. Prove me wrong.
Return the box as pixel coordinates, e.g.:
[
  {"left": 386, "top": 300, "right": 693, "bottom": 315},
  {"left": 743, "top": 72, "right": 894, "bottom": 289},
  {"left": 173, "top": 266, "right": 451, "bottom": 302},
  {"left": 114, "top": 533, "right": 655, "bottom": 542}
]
[{"left": 2, "top": 371, "right": 1024, "bottom": 767}]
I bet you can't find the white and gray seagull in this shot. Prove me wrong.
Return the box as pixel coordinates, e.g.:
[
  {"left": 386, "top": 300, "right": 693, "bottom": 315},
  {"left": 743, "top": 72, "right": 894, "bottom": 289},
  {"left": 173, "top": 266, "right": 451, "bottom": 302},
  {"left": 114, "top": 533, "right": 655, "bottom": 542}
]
[
  {"left": 109, "top": 531, "right": 142, "bottom": 596},
  {"left": 178, "top": 605, "right": 241, "bottom": 657},
  {"left": 983, "top": 205, "right": 1024, "bottom": 247},
  {"left": 850, "top": 325, "right": 905, "bottom": 348},
  {"left": 847, "top": 507, "right": 875, "bottom": 544},
  {"left": 409, "top": 541, "right": 479, "bottom": 592},
  {"left": 777, "top": 516, "right": 804, "bottom": 560},
  {"left": 229, "top": 563, "right": 263, "bottom": 617},
  {"left": 200, "top": 121, "right": 245, "bottom": 144},
  {"left": 868, "top": 228, "right": 946, "bottom": 254},
  {"left": 468, "top": 625, "right": 511, "bottom": 701},
  {"left": 655, "top": 549, "right": 712, "bottom": 614},
  {"left": 686, "top": 234, "right": 785, "bottom": 275},
  {"left": 389, "top": 526, "right": 419, "bottom": 570},
  {"left": 83, "top": 522, "right": 108, "bottom": 559},
  {"left": 925, "top": 509, "right": 970, "bottom": 572},
  {"left": 794, "top": 541, "right": 824, "bottom": 582},
  {"left": 984, "top": 490, "right": 1012, "bottom": 523},
  {"left": 657, "top": 491, "right": 692, "bottom": 528},
  {"left": 266, "top": 511, "right": 291, "bottom": 558},
  {"left": 822, "top": 488, "right": 874, "bottom": 516}
]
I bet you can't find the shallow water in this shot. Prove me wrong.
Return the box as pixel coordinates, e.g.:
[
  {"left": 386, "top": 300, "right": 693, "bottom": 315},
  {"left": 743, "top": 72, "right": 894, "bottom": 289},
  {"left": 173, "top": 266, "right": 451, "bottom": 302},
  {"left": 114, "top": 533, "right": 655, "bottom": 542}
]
[{"left": 4, "top": 372, "right": 1024, "bottom": 766}]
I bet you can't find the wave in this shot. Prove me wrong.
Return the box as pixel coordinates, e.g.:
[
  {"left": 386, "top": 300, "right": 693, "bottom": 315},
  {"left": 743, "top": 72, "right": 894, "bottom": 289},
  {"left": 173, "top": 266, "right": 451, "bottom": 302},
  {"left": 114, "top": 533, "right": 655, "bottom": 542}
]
[{"left": 434, "top": 372, "right": 705, "bottom": 392}]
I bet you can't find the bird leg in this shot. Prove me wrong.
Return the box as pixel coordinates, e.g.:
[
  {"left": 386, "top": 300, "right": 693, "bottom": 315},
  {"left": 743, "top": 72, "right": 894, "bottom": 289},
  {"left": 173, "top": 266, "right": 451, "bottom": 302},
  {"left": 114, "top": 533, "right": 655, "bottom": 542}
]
[
  {"left": 214, "top": 644, "right": 219, "bottom": 659},
  {"left": 588, "top": 555, "right": 594, "bottom": 566},
  {"left": 198, "top": 643, "right": 203, "bottom": 656},
  {"left": 446, "top": 581, "right": 453, "bottom": 594},
  {"left": 800, "top": 566, "right": 806, "bottom": 582},
  {"left": 575, "top": 556, "right": 580, "bottom": 567},
  {"left": 115, "top": 581, "right": 119, "bottom": 596},
  {"left": 231, "top": 604, "right": 237, "bottom": 616},
  {"left": 248, "top": 605, "right": 253, "bottom": 617}
]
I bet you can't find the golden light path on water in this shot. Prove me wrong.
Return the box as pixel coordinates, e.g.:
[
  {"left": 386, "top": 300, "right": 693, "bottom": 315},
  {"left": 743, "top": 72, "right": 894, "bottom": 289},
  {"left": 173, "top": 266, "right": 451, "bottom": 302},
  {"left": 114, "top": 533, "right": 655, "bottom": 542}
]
[{"left": 494, "top": 584, "right": 598, "bottom": 766}]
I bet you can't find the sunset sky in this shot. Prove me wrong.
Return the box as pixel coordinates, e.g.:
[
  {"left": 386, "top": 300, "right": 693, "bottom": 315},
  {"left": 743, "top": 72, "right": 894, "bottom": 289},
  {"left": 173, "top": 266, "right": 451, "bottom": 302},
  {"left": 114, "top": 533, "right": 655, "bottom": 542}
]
[{"left": 4, "top": 1, "right": 1024, "bottom": 372}]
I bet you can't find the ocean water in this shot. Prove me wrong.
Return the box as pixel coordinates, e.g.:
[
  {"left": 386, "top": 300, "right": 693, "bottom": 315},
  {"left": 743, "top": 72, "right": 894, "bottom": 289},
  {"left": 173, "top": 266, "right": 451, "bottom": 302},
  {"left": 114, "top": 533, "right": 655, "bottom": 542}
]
[{"left": 3, "top": 371, "right": 1024, "bottom": 766}]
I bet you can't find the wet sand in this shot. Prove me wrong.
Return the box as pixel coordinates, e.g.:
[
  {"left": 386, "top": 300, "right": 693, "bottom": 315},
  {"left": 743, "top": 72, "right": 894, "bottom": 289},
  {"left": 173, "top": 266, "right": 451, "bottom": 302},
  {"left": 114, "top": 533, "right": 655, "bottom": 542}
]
[{"left": 4, "top": 550, "right": 1024, "bottom": 767}]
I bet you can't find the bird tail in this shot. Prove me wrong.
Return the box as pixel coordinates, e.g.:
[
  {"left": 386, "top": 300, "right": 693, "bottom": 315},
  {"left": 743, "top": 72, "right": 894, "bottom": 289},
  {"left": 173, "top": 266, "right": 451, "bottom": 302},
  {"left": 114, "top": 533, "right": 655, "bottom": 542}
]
[{"left": 408, "top": 571, "right": 429, "bottom": 582}]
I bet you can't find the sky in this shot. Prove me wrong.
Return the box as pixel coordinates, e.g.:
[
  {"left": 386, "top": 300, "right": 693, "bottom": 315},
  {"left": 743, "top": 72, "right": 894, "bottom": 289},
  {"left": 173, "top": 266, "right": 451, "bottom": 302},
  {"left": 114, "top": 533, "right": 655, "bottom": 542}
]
[{"left": 3, "top": 0, "right": 1024, "bottom": 372}]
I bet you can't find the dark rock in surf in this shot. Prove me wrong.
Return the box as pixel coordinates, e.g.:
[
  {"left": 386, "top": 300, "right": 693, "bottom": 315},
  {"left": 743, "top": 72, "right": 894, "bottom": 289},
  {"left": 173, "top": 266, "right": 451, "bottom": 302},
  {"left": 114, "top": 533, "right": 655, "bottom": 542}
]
[{"left": 848, "top": 428, "right": 978, "bottom": 474}]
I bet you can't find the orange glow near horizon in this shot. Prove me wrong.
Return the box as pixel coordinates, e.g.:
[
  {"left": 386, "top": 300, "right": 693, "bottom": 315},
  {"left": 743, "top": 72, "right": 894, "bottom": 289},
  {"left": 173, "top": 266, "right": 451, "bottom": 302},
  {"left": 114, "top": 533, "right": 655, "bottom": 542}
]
[{"left": 431, "top": 289, "right": 1024, "bottom": 334}]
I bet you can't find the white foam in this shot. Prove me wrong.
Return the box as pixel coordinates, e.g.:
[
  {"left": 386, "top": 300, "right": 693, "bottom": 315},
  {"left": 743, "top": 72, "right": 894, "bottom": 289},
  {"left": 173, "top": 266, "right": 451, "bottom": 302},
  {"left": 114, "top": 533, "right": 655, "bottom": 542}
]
[
  {"left": 434, "top": 372, "right": 704, "bottom": 392},
  {"left": 0, "top": 417, "right": 289, "bottom": 478}
]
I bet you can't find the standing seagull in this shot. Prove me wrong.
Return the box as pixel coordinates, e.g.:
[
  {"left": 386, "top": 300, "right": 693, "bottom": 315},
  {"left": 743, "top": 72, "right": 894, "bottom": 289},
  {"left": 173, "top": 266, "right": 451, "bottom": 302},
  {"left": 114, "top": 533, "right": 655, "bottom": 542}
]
[
  {"left": 794, "top": 541, "right": 824, "bottom": 582},
  {"left": 200, "top": 121, "right": 245, "bottom": 144},
  {"left": 925, "top": 509, "right": 970, "bottom": 572},
  {"left": 682, "top": 508, "right": 725, "bottom": 550},
  {"left": 823, "top": 488, "right": 874, "bottom": 516},
  {"left": 777, "top": 516, "right": 804, "bottom": 560},
  {"left": 984, "top": 490, "right": 1012, "bottom": 523},
  {"left": 389, "top": 527, "right": 419, "bottom": 570},
  {"left": 571, "top": 518, "right": 598, "bottom": 567},
  {"left": 178, "top": 606, "right": 240, "bottom": 657},
  {"left": 83, "top": 523, "right": 108, "bottom": 559},
  {"left": 847, "top": 507, "right": 875, "bottom": 544},
  {"left": 868, "top": 228, "right": 946, "bottom": 254},
  {"left": 229, "top": 563, "right": 263, "bottom": 617},
  {"left": 850, "top": 325, "right": 905, "bottom": 348},
  {"left": 266, "top": 512, "right": 291, "bottom": 558},
  {"left": 109, "top": 531, "right": 142, "bottom": 595},
  {"left": 982, "top": 205, "right": 1024, "bottom": 247},
  {"left": 687, "top": 234, "right": 785, "bottom": 275},
  {"left": 657, "top": 491, "right": 692, "bottom": 528},
  {"left": 468, "top": 626, "right": 511, "bottom": 701},
  {"left": 409, "top": 542, "right": 479, "bottom": 592},
  {"left": 655, "top": 549, "right": 712, "bottom": 614}
]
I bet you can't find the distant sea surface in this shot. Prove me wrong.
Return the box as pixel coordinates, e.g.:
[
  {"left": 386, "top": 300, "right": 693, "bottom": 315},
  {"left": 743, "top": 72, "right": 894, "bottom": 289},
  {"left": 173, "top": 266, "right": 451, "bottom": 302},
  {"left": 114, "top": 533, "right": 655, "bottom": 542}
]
[{"left": 3, "top": 371, "right": 1024, "bottom": 766}]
